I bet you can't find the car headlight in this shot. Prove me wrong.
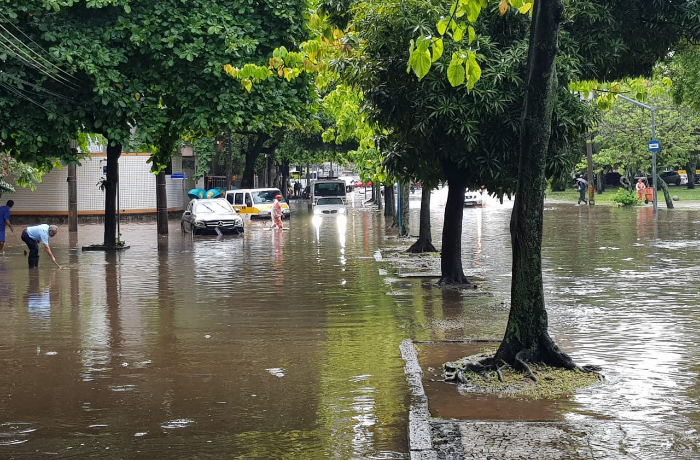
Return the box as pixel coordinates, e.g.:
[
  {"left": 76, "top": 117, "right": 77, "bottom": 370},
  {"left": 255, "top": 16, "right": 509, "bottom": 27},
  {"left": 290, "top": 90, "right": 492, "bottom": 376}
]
[
  {"left": 194, "top": 220, "right": 206, "bottom": 227},
  {"left": 338, "top": 208, "right": 346, "bottom": 214}
]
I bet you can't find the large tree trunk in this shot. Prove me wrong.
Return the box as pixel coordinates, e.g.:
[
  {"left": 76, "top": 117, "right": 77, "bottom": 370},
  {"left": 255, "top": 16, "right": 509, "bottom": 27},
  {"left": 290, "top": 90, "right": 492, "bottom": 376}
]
[
  {"left": 439, "top": 178, "right": 468, "bottom": 285},
  {"left": 494, "top": 0, "right": 576, "bottom": 369},
  {"left": 408, "top": 188, "right": 437, "bottom": 253},
  {"left": 155, "top": 130, "right": 177, "bottom": 235},
  {"left": 103, "top": 142, "right": 121, "bottom": 247},
  {"left": 241, "top": 134, "right": 269, "bottom": 188}
]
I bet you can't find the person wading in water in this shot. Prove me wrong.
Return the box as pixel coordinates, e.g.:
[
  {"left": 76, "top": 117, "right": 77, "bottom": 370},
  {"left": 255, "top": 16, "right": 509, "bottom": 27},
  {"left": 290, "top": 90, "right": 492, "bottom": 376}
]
[{"left": 21, "top": 224, "right": 58, "bottom": 268}]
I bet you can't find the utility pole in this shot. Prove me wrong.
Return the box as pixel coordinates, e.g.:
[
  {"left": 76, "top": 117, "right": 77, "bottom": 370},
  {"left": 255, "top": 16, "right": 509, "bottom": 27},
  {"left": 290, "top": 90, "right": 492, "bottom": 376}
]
[
  {"left": 226, "top": 131, "right": 232, "bottom": 190},
  {"left": 68, "top": 139, "right": 78, "bottom": 232},
  {"left": 586, "top": 132, "right": 594, "bottom": 204}
]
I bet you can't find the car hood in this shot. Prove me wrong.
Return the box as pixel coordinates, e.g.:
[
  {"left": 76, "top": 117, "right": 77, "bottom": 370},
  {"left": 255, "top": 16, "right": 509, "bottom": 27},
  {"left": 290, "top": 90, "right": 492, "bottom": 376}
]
[
  {"left": 196, "top": 212, "right": 241, "bottom": 221},
  {"left": 314, "top": 205, "right": 346, "bottom": 213}
]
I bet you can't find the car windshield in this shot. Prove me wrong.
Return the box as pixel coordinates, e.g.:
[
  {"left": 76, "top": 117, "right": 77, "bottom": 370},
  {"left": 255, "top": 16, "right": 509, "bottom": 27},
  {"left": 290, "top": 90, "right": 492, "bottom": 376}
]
[
  {"left": 252, "top": 190, "right": 283, "bottom": 204},
  {"left": 318, "top": 198, "right": 343, "bottom": 205},
  {"left": 313, "top": 182, "right": 345, "bottom": 196},
  {"left": 195, "top": 201, "right": 233, "bottom": 214}
]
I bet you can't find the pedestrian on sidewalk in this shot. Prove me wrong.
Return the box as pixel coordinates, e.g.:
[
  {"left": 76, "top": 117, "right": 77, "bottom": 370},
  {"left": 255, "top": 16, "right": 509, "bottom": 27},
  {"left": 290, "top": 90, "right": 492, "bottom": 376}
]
[
  {"left": 0, "top": 200, "right": 14, "bottom": 254},
  {"left": 21, "top": 224, "right": 58, "bottom": 268}
]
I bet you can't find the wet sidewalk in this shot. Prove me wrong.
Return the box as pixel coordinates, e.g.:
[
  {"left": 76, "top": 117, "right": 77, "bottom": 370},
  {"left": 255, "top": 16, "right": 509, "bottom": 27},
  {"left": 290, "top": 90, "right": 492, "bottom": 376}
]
[{"left": 401, "top": 340, "right": 700, "bottom": 460}]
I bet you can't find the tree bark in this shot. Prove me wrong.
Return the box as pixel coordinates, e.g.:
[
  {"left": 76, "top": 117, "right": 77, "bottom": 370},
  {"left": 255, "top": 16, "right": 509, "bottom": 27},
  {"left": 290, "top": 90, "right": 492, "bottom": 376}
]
[
  {"left": 439, "top": 178, "right": 468, "bottom": 285},
  {"left": 384, "top": 182, "right": 395, "bottom": 217},
  {"left": 376, "top": 184, "right": 382, "bottom": 211},
  {"left": 103, "top": 142, "right": 121, "bottom": 247},
  {"left": 281, "top": 159, "right": 290, "bottom": 199},
  {"left": 656, "top": 173, "right": 674, "bottom": 209},
  {"left": 399, "top": 182, "right": 409, "bottom": 236},
  {"left": 408, "top": 188, "right": 437, "bottom": 253},
  {"left": 686, "top": 159, "right": 696, "bottom": 190},
  {"left": 494, "top": 0, "right": 575, "bottom": 369},
  {"left": 241, "top": 133, "right": 269, "bottom": 188},
  {"left": 156, "top": 171, "right": 168, "bottom": 235}
]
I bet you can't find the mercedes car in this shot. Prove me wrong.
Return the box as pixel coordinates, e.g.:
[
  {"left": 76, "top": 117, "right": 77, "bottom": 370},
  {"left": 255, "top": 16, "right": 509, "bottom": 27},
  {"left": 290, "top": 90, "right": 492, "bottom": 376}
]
[{"left": 181, "top": 198, "right": 244, "bottom": 236}]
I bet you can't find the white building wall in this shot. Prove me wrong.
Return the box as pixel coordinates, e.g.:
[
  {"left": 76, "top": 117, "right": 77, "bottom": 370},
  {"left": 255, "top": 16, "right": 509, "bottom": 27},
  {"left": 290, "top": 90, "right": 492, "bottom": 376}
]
[{"left": 8, "top": 153, "right": 184, "bottom": 216}]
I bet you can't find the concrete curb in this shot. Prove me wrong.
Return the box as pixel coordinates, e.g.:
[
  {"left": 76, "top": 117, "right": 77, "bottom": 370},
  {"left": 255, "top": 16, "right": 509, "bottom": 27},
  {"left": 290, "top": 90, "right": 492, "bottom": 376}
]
[
  {"left": 400, "top": 340, "right": 700, "bottom": 459},
  {"left": 400, "top": 339, "right": 437, "bottom": 460}
]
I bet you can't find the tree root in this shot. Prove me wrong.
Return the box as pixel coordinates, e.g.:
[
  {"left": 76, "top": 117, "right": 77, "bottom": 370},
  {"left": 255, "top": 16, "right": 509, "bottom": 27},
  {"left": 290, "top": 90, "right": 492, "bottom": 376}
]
[
  {"left": 407, "top": 239, "right": 438, "bottom": 253},
  {"left": 515, "top": 350, "right": 538, "bottom": 382},
  {"left": 496, "top": 364, "right": 509, "bottom": 383},
  {"left": 443, "top": 335, "right": 604, "bottom": 389}
]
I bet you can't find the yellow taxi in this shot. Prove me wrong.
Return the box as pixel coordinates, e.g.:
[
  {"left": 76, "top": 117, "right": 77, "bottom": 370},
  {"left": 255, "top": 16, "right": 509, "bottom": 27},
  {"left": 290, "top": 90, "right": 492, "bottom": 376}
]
[{"left": 225, "top": 188, "right": 290, "bottom": 219}]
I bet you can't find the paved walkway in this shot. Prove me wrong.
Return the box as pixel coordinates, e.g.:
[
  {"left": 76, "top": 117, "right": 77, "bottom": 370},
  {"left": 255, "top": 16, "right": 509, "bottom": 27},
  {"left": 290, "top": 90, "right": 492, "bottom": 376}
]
[{"left": 400, "top": 340, "right": 700, "bottom": 460}]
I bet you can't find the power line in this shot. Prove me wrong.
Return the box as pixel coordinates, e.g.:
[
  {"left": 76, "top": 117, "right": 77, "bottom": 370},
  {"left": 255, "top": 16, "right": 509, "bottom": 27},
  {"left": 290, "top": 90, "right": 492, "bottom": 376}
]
[
  {"left": 0, "top": 12, "right": 82, "bottom": 85},
  {"left": 0, "top": 71, "right": 75, "bottom": 102},
  {"left": 0, "top": 32, "right": 81, "bottom": 90},
  {"left": 0, "top": 79, "right": 56, "bottom": 113}
]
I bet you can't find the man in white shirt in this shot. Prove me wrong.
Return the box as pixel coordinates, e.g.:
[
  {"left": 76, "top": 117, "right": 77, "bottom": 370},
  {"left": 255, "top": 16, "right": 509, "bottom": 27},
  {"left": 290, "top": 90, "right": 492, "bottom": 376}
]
[{"left": 21, "top": 224, "right": 58, "bottom": 268}]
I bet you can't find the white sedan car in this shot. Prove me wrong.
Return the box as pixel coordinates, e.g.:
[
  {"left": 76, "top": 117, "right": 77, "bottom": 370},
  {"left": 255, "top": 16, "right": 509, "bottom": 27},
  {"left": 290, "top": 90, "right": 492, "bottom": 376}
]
[
  {"left": 313, "top": 197, "right": 347, "bottom": 215},
  {"left": 464, "top": 190, "right": 484, "bottom": 207}
]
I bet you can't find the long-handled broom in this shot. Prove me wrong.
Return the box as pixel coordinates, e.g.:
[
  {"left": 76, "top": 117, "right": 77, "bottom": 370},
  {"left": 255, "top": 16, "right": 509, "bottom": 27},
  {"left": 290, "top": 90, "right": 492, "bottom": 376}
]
[{"left": 12, "top": 230, "right": 26, "bottom": 255}]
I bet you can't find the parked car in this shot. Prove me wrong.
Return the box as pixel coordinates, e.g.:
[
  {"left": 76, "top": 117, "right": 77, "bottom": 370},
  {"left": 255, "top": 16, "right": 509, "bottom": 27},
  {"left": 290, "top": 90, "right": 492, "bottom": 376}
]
[
  {"left": 313, "top": 197, "right": 347, "bottom": 215},
  {"left": 634, "top": 171, "right": 682, "bottom": 187},
  {"left": 464, "top": 190, "right": 483, "bottom": 207},
  {"left": 181, "top": 198, "right": 244, "bottom": 235},
  {"left": 659, "top": 170, "right": 682, "bottom": 185}
]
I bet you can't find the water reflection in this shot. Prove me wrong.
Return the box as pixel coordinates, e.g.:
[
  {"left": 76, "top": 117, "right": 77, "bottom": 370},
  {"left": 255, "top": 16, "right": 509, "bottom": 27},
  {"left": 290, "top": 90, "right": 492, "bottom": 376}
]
[
  {"left": 312, "top": 214, "right": 347, "bottom": 264},
  {"left": 2, "top": 193, "right": 700, "bottom": 456}
]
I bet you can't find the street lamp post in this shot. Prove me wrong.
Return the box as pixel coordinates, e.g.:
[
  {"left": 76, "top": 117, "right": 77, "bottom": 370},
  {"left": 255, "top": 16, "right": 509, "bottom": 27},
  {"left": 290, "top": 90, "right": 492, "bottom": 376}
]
[{"left": 616, "top": 94, "right": 657, "bottom": 217}]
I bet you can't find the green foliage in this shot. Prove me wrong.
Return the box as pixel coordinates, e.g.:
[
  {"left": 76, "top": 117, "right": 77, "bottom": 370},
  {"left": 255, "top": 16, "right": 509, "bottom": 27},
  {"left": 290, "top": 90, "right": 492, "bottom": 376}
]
[
  {"left": 0, "top": 153, "right": 47, "bottom": 191},
  {"left": 589, "top": 73, "right": 700, "bottom": 178},
  {"left": 611, "top": 188, "right": 639, "bottom": 206},
  {"left": 670, "top": 47, "right": 700, "bottom": 113},
  {"left": 1, "top": 0, "right": 314, "bottom": 174},
  {"left": 407, "top": 0, "right": 533, "bottom": 86}
]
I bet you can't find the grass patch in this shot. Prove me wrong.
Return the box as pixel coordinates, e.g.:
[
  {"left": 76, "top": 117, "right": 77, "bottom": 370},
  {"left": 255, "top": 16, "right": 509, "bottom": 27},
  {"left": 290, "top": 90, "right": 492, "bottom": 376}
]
[
  {"left": 547, "top": 186, "right": 700, "bottom": 203},
  {"left": 446, "top": 353, "right": 600, "bottom": 400}
]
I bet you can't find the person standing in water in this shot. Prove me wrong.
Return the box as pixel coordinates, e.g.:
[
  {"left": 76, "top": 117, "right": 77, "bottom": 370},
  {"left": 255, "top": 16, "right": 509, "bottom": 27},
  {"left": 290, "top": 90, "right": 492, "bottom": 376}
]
[
  {"left": 21, "top": 224, "right": 58, "bottom": 268},
  {"left": 271, "top": 195, "right": 284, "bottom": 230},
  {"left": 0, "top": 200, "right": 14, "bottom": 254}
]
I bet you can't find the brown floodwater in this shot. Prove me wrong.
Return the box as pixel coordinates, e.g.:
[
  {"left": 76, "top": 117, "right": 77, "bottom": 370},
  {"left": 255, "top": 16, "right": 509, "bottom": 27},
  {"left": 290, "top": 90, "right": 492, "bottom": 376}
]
[{"left": 1, "top": 189, "right": 700, "bottom": 458}]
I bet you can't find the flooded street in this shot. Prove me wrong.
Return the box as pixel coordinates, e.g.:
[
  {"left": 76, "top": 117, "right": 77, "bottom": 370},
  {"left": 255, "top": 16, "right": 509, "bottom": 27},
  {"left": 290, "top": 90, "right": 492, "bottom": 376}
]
[{"left": 1, "top": 190, "right": 700, "bottom": 458}]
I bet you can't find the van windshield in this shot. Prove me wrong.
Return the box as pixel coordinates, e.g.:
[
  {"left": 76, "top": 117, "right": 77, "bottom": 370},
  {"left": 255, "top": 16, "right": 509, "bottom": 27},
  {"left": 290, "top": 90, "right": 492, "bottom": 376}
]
[
  {"left": 252, "top": 190, "right": 283, "bottom": 204},
  {"left": 313, "top": 182, "right": 345, "bottom": 197}
]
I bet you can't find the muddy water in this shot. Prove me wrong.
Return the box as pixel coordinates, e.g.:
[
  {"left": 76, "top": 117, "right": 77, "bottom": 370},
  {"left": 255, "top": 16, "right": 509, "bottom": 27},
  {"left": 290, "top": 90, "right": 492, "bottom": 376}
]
[
  {"left": 0, "top": 195, "right": 411, "bottom": 459},
  {"left": 418, "top": 196, "right": 700, "bottom": 435},
  {"left": 2, "top": 190, "right": 700, "bottom": 457}
]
